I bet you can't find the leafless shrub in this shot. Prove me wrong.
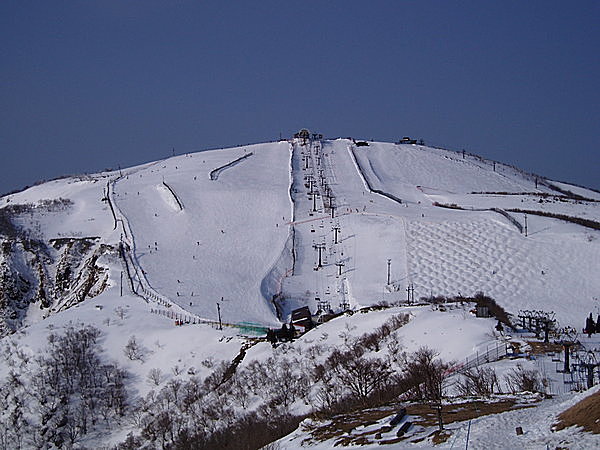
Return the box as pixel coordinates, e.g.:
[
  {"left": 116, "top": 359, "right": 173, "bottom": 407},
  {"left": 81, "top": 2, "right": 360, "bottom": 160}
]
[
  {"left": 325, "top": 349, "right": 393, "bottom": 404},
  {"left": 202, "top": 361, "right": 229, "bottom": 392},
  {"left": 504, "top": 364, "right": 546, "bottom": 393},
  {"left": 147, "top": 368, "right": 163, "bottom": 386},
  {"left": 457, "top": 366, "right": 499, "bottom": 397},
  {"left": 387, "top": 313, "right": 410, "bottom": 330},
  {"left": 114, "top": 306, "right": 127, "bottom": 320},
  {"left": 5, "top": 325, "right": 131, "bottom": 447},
  {"left": 201, "top": 356, "right": 215, "bottom": 368},
  {"left": 386, "top": 333, "right": 404, "bottom": 367},
  {"left": 400, "top": 347, "right": 451, "bottom": 401},
  {"left": 124, "top": 335, "right": 144, "bottom": 361}
]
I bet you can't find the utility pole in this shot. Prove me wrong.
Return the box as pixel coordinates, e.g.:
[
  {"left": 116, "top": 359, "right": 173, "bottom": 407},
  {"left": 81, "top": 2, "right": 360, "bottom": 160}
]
[
  {"left": 312, "top": 193, "right": 318, "bottom": 212},
  {"left": 562, "top": 342, "right": 572, "bottom": 373},
  {"left": 120, "top": 271, "right": 123, "bottom": 297},
  {"left": 217, "top": 299, "right": 223, "bottom": 330},
  {"left": 524, "top": 214, "right": 528, "bottom": 237},
  {"left": 333, "top": 226, "right": 341, "bottom": 244},
  {"left": 387, "top": 259, "right": 392, "bottom": 285},
  {"left": 314, "top": 243, "right": 326, "bottom": 269},
  {"left": 406, "top": 283, "right": 415, "bottom": 304},
  {"left": 335, "top": 261, "right": 344, "bottom": 276}
]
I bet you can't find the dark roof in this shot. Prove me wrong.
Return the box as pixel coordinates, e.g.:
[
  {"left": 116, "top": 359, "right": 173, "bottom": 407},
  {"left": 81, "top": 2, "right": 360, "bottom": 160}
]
[{"left": 291, "top": 306, "right": 312, "bottom": 321}]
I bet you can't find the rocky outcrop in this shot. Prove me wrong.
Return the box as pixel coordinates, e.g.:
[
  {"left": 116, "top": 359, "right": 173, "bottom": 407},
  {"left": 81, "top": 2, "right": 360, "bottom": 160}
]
[{"left": 0, "top": 200, "right": 114, "bottom": 336}]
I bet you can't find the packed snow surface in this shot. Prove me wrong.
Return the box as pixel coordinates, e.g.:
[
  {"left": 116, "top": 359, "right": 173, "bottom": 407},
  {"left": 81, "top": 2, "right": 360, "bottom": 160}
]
[{"left": 110, "top": 142, "right": 292, "bottom": 325}]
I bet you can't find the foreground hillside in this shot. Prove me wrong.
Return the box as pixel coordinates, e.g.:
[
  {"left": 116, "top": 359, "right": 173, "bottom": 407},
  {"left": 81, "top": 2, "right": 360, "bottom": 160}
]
[{"left": 0, "top": 135, "right": 599, "bottom": 448}]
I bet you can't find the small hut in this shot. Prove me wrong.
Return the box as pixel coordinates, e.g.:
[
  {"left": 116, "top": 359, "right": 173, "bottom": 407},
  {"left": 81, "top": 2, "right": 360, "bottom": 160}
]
[
  {"left": 398, "top": 136, "right": 417, "bottom": 145},
  {"left": 291, "top": 306, "right": 314, "bottom": 334}
]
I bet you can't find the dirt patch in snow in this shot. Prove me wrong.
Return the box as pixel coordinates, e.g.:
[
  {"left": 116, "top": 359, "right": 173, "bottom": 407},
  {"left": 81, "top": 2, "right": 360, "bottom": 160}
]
[
  {"left": 407, "top": 398, "right": 538, "bottom": 428},
  {"left": 302, "top": 405, "right": 398, "bottom": 446},
  {"left": 555, "top": 390, "right": 600, "bottom": 434},
  {"left": 301, "top": 397, "right": 541, "bottom": 447},
  {"left": 526, "top": 340, "right": 564, "bottom": 355}
]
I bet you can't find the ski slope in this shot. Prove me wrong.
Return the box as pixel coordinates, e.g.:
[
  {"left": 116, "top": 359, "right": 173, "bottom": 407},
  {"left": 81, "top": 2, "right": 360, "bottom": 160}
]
[
  {"left": 1, "top": 137, "right": 598, "bottom": 330},
  {"left": 110, "top": 142, "right": 292, "bottom": 326}
]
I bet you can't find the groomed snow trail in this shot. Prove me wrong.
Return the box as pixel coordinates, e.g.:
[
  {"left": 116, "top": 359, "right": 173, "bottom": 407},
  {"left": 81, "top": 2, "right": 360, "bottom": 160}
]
[{"left": 110, "top": 143, "right": 292, "bottom": 326}]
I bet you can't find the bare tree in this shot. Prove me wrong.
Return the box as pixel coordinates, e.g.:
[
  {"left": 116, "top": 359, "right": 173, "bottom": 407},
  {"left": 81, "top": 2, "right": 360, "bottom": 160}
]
[
  {"left": 124, "top": 335, "right": 144, "bottom": 361},
  {"left": 457, "top": 366, "right": 499, "bottom": 397},
  {"left": 327, "top": 349, "right": 392, "bottom": 403},
  {"left": 147, "top": 368, "right": 163, "bottom": 386},
  {"left": 401, "top": 347, "right": 451, "bottom": 401},
  {"left": 504, "top": 364, "right": 545, "bottom": 393},
  {"left": 114, "top": 306, "right": 127, "bottom": 320}
]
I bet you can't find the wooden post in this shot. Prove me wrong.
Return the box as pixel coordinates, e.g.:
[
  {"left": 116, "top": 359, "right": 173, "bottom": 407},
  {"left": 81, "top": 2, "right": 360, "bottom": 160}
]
[
  {"left": 387, "top": 259, "right": 391, "bottom": 285},
  {"left": 217, "top": 300, "right": 223, "bottom": 331},
  {"left": 430, "top": 404, "right": 443, "bottom": 430}
]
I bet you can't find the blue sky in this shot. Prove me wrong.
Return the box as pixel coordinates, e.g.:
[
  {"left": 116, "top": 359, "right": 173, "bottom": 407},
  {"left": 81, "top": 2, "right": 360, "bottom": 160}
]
[{"left": 1, "top": 1, "right": 598, "bottom": 194}]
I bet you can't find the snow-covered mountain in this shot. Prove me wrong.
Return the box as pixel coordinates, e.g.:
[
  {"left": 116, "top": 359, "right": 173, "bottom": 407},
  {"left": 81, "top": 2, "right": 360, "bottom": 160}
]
[
  {"left": 2, "top": 136, "right": 598, "bottom": 332},
  {"left": 1, "top": 135, "right": 599, "bottom": 449}
]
